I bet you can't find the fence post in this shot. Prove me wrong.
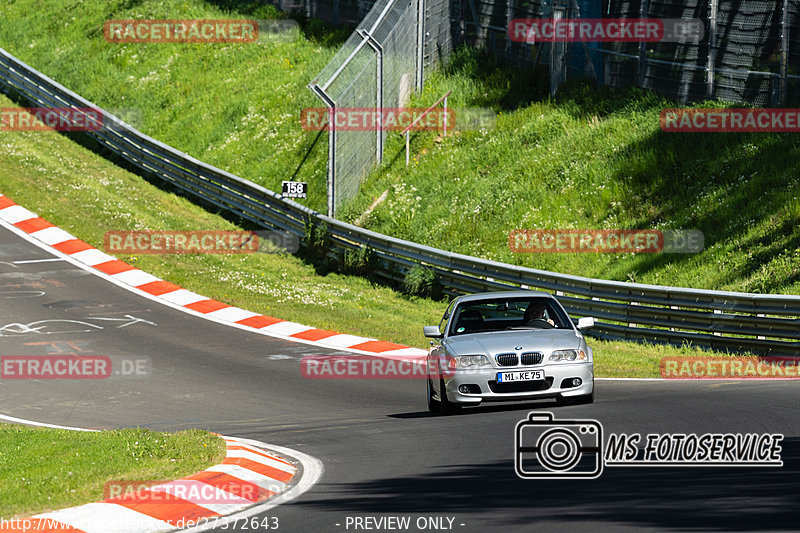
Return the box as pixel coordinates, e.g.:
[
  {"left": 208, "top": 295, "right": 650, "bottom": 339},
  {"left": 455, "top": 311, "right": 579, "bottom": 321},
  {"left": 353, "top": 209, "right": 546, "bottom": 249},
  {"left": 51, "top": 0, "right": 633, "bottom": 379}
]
[
  {"left": 637, "top": 0, "right": 649, "bottom": 87},
  {"left": 359, "top": 29, "right": 383, "bottom": 164},
  {"left": 550, "top": 2, "right": 567, "bottom": 96},
  {"left": 707, "top": 0, "right": 718, "bottom": 98},
  {"left": 416, "top": 0, "right": 425, "bottom": 91},
  {"left": 506, "top": 0, "right": 515, "bottom": 62},
  {"left": 311, "top": 84, "right": 336, "bottom": 217},
  {"left": 466, "top": 0, "right": 483, "bottom": 46},
  {"left": 780, "top": 0, "right": 789, "bottom": 106}
]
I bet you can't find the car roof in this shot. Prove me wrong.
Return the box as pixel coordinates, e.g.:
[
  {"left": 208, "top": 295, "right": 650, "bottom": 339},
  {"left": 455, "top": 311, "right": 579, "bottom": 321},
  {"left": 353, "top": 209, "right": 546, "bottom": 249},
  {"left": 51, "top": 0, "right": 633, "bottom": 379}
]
[{"left": 453, "top": 290, "right": 554, "bottom": 304}]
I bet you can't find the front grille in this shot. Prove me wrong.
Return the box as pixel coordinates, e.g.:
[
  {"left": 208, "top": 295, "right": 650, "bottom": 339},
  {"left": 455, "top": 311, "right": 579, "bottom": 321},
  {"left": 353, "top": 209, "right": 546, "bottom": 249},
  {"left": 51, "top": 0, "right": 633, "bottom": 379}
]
[
  {"left": 495, "top": 353, "right": 518, "bottom": 366},
  {"left": 489, "top": 377, "right": 554, "bottom": 393},
  {"left": 521, "top": 352, "right": 544, "bottom": 365}
]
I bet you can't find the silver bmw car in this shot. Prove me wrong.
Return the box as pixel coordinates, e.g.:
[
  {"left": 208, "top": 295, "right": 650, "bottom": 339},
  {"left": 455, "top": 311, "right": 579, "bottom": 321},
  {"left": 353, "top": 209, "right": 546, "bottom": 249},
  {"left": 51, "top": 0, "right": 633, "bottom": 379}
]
[{"left": 424, "top": 291, "right": 596, "bottom": 414}]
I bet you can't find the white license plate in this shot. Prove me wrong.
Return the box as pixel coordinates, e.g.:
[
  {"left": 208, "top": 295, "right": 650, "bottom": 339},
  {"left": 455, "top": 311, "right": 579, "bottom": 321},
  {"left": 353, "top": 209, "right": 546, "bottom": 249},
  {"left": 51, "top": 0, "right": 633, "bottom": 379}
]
[{"left": 497, "top": 370, "right": 545, "bottom": 383}]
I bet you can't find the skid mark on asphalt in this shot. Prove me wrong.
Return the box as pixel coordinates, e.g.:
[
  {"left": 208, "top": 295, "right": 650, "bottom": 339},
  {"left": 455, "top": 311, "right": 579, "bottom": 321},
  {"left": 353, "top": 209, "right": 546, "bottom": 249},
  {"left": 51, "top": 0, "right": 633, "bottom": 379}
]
[
  {"left": 0, "top": 290, "right": 45, "bottom": 298},
  {"left": 24, "top": 340, "right": 95, "bottom": 353},
  {"left": 0, "top": 315, "right": 157, "bottom": 337}
]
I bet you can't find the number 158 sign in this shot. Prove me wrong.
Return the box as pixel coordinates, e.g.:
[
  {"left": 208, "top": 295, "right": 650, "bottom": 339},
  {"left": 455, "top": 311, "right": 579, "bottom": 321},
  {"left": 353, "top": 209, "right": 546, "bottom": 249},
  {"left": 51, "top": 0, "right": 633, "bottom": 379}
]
[{"left": 282, "top": 181, "right": 307, "bottom": 198}]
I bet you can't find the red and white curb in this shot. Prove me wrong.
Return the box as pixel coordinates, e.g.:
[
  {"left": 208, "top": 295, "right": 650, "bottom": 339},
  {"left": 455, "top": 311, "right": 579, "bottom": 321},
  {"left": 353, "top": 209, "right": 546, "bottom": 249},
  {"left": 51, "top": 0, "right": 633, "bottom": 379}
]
[
  {"left": 0, "top": 430, "right": 322, "bottom": 533},
  {"left": 0, "top": 193, "right": 427, "bottom": 361}
]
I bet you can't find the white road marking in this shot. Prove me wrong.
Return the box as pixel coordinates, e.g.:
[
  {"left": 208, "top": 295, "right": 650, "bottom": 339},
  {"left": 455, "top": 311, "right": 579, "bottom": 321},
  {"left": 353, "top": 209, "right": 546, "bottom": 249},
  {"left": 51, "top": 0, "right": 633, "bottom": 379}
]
[
  {"left": 0, "top": 413, "right": 99, "bottom": 431},
  {"left": 12, "top": 258, "right": 66, "bottom": 264}
]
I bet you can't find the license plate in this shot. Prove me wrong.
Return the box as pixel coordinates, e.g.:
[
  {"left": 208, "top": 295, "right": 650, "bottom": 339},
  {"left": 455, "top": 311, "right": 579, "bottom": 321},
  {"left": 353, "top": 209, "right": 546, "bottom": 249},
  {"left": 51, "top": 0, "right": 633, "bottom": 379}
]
[{"left": 497, "top": 370, "right": 545, "bottom": 383}]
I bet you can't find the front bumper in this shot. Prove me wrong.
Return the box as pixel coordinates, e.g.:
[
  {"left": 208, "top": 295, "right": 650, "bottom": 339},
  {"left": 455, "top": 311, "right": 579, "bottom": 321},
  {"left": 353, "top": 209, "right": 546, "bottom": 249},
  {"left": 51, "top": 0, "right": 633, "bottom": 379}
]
[{"left": 443, "top": 362, "right": 594, "bottom": 405}]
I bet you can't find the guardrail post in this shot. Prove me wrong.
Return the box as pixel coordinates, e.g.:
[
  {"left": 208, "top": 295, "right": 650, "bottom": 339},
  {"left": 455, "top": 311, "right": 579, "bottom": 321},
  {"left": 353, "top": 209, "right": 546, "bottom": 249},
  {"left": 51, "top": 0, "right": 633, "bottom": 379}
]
[{"left": 629, "top": 300, "right": 639, "bottom": 328}]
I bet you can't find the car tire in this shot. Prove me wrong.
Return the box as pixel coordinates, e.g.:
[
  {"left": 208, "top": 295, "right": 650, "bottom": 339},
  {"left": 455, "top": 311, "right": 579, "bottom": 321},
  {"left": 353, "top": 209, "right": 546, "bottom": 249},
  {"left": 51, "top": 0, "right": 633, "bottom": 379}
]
[
  {"left": 427, "top": 377, "right": 441, "bottom": 413},
  {"left": 439, "top": 378, "right": 462, "bottom": 415}
]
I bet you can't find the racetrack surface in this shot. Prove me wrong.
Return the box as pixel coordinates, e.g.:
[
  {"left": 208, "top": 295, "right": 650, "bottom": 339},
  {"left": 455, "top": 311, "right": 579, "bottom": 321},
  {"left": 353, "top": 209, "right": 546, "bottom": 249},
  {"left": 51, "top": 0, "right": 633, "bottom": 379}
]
[{"left": 1, "top": 223, "right": 798, "bottom": 532}]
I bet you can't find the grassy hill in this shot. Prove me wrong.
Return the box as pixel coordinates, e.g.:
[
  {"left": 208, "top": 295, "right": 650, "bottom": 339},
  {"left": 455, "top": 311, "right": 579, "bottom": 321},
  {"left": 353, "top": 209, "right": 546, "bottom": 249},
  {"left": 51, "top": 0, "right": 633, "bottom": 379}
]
[
  {"left": 2, "top": 1, "right": 798, "bottom": 295},
  {"left": 344, "top": 50, "right": 800, "bottom": 294},
  {"left": 0, "top": 0, "right": 339, "bottom": 211}
]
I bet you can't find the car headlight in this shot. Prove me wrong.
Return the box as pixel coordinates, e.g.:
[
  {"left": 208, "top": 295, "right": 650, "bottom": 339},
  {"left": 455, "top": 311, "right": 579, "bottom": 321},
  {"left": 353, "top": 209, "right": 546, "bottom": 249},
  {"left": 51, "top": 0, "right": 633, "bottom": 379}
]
[
  {"left": 549, "top": 349, "right": 587, "bottom": 363},
  {"left": 448, "top": 355, "right": 491, "bottom": 369}
]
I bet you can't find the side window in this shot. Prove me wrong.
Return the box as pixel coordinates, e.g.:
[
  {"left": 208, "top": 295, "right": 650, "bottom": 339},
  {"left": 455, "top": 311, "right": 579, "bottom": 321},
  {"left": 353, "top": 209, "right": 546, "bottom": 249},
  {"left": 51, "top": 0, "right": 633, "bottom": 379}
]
[{"left": 439, "top": 300, "right": 456, "bottom": 333}]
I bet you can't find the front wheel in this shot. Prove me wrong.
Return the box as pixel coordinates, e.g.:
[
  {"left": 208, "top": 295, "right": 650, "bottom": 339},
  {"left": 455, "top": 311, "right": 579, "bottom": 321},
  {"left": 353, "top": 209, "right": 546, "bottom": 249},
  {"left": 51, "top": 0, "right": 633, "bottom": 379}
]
[
  {"left": 427, "top": 377, "right": 441, "bottom": 413},
  {"left": 439, "top": 378, "right": 462, "bottom": 415}
]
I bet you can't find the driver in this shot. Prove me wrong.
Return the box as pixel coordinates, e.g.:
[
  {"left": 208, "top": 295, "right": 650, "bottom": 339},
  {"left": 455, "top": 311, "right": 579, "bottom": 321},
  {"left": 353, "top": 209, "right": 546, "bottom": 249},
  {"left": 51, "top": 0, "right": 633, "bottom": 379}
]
[{"left": 524, "top": 301, "right": 555, "bottom": 327}]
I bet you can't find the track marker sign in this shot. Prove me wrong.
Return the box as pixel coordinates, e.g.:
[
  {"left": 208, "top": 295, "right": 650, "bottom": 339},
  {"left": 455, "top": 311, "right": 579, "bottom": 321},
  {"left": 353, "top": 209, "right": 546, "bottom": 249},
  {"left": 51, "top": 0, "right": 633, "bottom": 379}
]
[{"left": 282, "top": 181, "right": 307, "bottom": 198}]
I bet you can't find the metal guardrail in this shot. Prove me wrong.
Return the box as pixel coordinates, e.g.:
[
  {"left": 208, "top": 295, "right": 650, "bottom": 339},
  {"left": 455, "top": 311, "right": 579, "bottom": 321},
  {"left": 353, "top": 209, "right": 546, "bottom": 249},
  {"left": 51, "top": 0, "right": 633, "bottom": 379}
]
[{"left": 2, "top": 45, "right": 799, "bottom": 356}]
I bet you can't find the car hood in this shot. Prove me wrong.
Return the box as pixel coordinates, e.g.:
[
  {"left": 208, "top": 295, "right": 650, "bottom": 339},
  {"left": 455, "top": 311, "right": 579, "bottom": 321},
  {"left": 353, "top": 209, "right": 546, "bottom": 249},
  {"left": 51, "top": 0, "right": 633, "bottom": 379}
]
[{"left": 444, "top": 329, "right": 583, "bottom": 355}]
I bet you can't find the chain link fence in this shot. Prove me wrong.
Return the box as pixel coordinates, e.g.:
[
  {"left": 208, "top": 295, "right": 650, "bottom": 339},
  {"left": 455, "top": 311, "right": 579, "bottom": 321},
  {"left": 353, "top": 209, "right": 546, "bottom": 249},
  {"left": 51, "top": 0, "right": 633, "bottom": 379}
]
[
  {"left": 293, "top": 0, "right": 800, "bottom": 216},
  {"left": 308, "top": 0, "right": 423, "bottom": 217},
  {"left": 600, "top": 0, "right": 800, "bottom": 106},
  {"left": 441, "top": 0, "right": 800, "bottom": 105}
]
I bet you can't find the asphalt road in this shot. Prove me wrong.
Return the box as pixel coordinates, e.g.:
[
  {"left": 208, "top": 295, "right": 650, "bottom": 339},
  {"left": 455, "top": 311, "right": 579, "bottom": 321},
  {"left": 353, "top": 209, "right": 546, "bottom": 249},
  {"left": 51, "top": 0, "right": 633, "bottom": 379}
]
[{"left": 1, "top": 224, "right": 798, "bottom": 532}]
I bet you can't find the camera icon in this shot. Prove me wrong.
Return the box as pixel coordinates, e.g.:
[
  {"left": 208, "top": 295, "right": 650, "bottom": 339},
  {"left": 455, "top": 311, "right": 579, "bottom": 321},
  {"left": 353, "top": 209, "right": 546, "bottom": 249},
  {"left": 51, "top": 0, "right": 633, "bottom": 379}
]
[{"left": 515, "top": 412, "right": 603, "bottom": 479}]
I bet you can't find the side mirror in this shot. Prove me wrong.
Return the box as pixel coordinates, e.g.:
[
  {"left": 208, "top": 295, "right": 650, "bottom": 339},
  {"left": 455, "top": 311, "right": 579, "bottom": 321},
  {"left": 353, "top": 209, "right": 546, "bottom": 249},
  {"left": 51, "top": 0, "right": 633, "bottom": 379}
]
[
  {"left": 576, "top": 317, "right": 595, "bottom": 331},
  {"left": 423, "top": 325, "right": 443, "bottom": 339}
]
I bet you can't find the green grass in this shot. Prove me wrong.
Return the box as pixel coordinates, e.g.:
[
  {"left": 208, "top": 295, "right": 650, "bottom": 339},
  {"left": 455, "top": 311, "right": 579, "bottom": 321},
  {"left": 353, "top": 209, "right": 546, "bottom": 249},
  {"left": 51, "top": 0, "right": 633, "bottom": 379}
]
[
  {"left": 0, "top": 91, "right": 741, "bottom": 377},
  {"left": 0, "top": 424, "right": 224, "bottom": 518},
  {"left": 0, "top": 0, "right": 338, "bottom": 212},
  {"left": 2, "top": 1, "right": 798, "bottom": 295},
  {"left": 343, "top": 49, "right": 800, "bottom": 294},
  {"left": 2, "top": 1, "right": 798, "bottom": 293},
  {"left": 0, "top": 91, "right": 445, "bottom": 352}
]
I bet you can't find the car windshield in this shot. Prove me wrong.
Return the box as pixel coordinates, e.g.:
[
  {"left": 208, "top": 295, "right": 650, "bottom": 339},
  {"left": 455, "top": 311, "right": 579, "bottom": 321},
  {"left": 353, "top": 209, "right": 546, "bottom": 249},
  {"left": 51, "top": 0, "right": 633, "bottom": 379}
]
[{"left": 448, "top": 297, "right": 572, "bottom": 336}]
